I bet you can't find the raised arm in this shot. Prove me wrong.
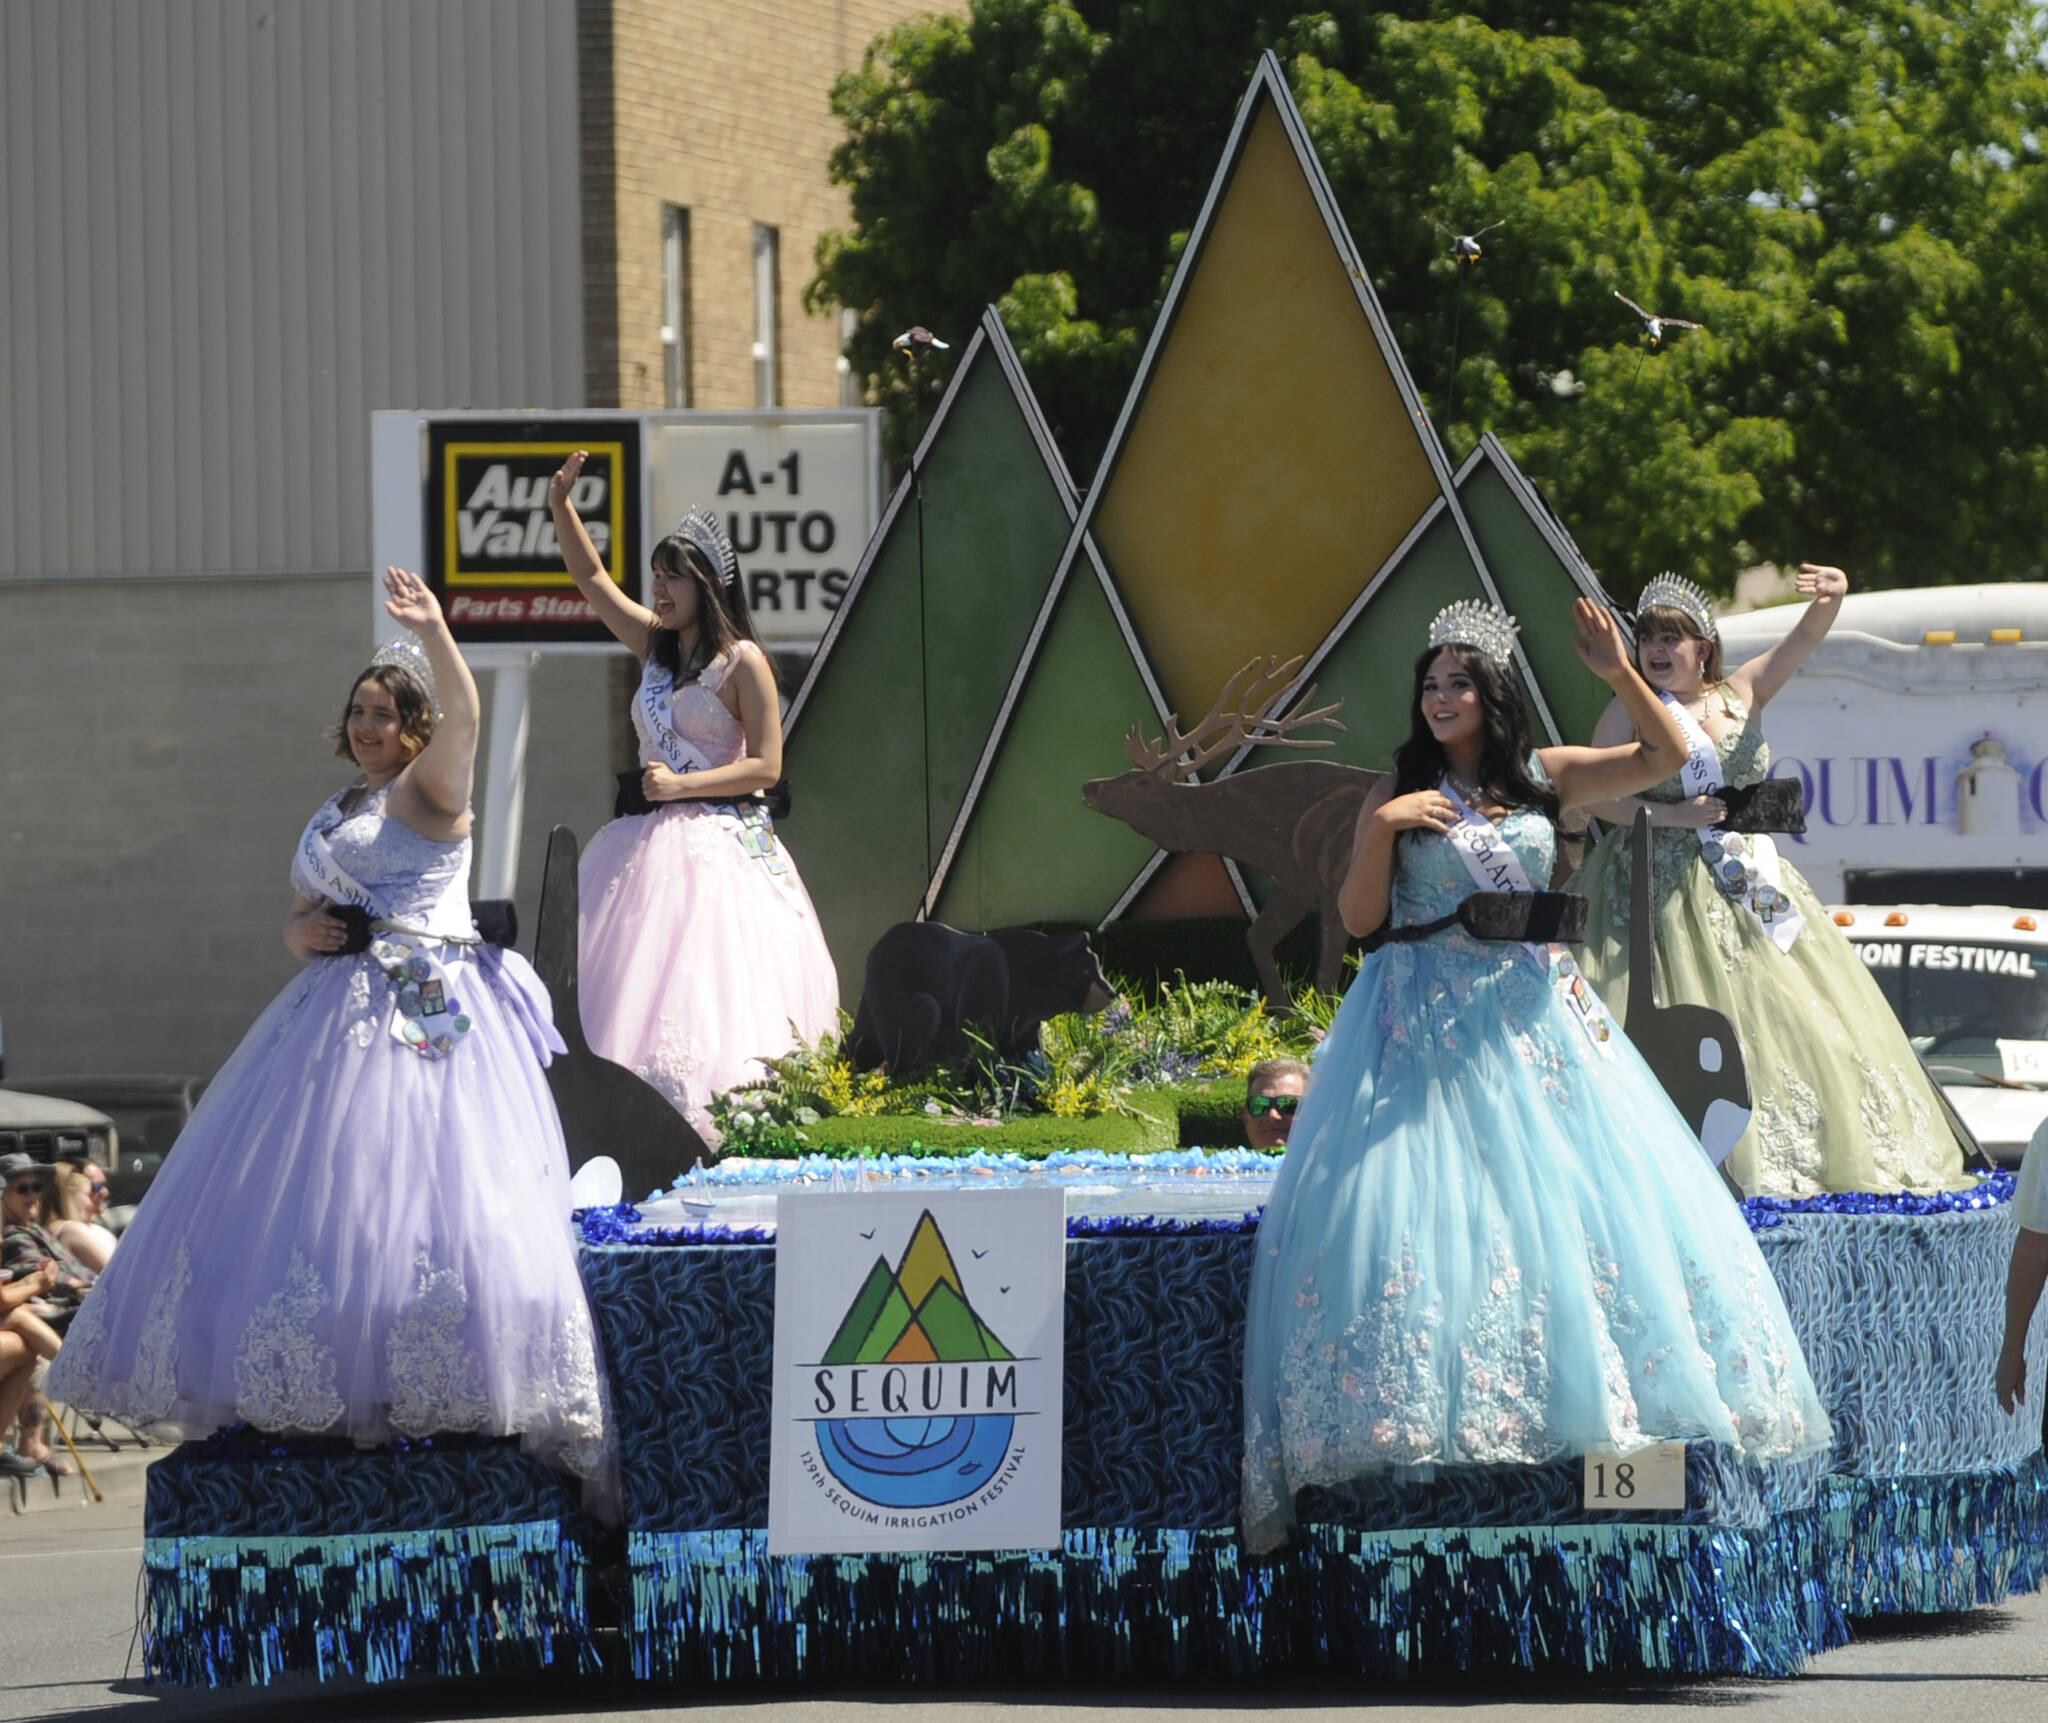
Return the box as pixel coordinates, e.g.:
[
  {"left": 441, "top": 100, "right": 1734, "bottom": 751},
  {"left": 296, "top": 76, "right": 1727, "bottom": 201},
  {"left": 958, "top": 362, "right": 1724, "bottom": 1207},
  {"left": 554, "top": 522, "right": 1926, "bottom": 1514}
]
[
  {"left": 549, "top": 451, "right": 659, "bottom": 656},
  {"left": 640, "top": 641, "right": 785, "bottom": 804},
  {"left": 1577, "top": 693, "right": 1725, "bottom": 830},
  {"left": 1723, "top": 564, "right": 1846, "bottom": 713},
  {"left": 380, "top": 568, "right": 479, "bottom": 837},
  {"left": 1536, "top": 599, "right": 1691, "bottom": 811}
]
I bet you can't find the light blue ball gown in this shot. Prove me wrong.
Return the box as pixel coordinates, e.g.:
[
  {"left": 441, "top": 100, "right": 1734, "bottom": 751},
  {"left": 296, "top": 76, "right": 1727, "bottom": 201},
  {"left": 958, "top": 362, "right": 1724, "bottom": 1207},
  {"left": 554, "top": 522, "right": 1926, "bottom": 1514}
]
[{"left": 1241, "top": 801, "right": 1830, "bottom": 1556}]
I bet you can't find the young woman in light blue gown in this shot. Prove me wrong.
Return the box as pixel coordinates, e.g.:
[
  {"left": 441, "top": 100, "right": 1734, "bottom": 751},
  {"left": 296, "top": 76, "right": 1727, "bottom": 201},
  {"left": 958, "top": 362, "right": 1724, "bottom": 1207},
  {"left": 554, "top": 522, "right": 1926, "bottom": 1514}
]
[
  {"left": 51, "top": 572, "right": 610, "bottom": 1489},
  {"left": 1241, "top": 599, "right": 1830, "bottom": 1556}
]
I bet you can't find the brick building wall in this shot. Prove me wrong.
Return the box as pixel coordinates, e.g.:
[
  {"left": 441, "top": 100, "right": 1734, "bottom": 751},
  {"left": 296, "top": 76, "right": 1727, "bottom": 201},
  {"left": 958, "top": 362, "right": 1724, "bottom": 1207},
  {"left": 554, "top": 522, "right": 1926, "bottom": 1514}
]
[{"left": 585, "top": 0, "right": 927, "bottom": 412}]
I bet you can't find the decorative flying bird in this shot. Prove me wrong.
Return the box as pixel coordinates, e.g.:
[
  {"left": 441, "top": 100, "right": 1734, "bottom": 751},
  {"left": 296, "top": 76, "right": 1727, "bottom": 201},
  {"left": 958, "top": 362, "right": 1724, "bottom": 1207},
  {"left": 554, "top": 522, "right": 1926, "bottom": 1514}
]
[
  {"left": 1434, "top": 219, "right": 1504, "bottom": 265},
  {"left": 1614, "top": 291, "right": 1705, "bottom": 349},
  {"left": 891, "top": 326, "right": 950, "bottom": 357}
]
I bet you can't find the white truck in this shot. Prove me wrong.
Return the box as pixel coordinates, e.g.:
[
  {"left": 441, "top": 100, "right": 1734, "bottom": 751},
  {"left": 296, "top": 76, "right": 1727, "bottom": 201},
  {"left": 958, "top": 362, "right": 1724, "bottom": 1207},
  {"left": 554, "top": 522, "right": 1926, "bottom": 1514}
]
[{"left": 1715, "top": 583, "right": 2048, "bottom": 903}]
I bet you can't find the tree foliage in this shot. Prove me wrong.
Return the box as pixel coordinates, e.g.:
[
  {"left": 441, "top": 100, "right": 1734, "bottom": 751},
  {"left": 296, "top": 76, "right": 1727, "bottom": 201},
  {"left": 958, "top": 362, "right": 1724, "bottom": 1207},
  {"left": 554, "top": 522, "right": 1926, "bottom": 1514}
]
[{"left": 809, "top": 0, "right": 2048, "bottom": 596}]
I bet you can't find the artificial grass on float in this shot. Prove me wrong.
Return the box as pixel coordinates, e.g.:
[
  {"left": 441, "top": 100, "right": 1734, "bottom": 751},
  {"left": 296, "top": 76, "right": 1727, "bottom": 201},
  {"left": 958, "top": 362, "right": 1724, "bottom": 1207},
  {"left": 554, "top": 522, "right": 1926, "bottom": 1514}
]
[{"left": 776, "top": 1091, "right": 1177, "bottom": 1158}]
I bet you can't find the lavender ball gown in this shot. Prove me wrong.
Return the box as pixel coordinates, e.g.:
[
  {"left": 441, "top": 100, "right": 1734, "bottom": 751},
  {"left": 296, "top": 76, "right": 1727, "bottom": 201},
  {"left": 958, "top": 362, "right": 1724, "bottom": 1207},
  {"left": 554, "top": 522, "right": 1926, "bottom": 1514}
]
[
  {"left": 578, "top": 642, "right": 839, "bottom": 1141},
  {"left": 50, "top": 785, "right": 610, "bottom": 1485}
]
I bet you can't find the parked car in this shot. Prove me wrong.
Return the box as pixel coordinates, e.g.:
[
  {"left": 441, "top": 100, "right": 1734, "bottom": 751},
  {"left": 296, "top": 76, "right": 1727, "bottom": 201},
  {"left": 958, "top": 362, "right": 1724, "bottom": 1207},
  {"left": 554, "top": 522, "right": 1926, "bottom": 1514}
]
[
  {"left": 1830, "top": 905, "right": 2048, "bottom": 1165},
  {"left": 15, "top": 1074, "right": 208, "bottom": 1220},
  {"left": 0, "top": 1088, "right": 118, "bottom": 1172}
]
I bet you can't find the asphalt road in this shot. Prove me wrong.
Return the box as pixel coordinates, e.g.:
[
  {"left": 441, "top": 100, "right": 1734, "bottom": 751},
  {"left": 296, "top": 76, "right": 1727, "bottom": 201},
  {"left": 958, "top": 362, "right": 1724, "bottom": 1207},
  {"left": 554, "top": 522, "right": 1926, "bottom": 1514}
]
[{"left": 7, "top": 1493, "right": 2048, "bottom": 1723}]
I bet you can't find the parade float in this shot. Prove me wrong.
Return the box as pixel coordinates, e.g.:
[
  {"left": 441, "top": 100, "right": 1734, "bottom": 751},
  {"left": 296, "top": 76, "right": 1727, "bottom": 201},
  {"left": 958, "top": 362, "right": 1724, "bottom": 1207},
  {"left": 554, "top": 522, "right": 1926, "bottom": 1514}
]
[{"left": 137, "top": 54, "right": 2048, "bottom": 1692}]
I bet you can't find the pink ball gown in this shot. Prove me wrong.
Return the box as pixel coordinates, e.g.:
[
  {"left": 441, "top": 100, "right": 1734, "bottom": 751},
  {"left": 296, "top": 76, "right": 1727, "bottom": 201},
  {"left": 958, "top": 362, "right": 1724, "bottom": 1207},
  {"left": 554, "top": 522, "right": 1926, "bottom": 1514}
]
[{"left": 577, "top": 641, "right": 839, "bottom": 1141}]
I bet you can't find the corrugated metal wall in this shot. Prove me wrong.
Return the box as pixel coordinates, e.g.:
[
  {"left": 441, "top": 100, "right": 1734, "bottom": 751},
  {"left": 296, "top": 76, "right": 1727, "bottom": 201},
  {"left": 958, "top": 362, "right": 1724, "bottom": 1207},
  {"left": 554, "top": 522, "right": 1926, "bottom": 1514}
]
[{"left": 0, "top": 0, "right": 585, "bottom": 580}]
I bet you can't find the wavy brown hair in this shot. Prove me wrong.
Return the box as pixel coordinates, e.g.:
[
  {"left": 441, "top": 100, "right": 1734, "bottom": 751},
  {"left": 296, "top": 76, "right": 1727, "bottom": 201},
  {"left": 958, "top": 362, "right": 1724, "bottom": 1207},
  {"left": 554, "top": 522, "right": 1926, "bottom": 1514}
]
[{"left": 330, "top": 665, "right": 437, "bottom": 765}]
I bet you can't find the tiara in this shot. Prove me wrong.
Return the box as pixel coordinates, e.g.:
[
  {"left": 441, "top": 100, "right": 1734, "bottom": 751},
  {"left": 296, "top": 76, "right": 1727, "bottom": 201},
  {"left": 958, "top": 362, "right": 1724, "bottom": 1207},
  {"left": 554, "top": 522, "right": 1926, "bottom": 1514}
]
[
  {"left": 676, "top": 506, "right": 740, "bottom": 590},
  {"left": 1636, "top": 571, "right": 1715, "bottom": 635},
  {"left": 366, "top": 635, "right": 440, "bottom": 718},
  {"left": 1427, "top": 599, "right": 1521, "bottom": 667}
]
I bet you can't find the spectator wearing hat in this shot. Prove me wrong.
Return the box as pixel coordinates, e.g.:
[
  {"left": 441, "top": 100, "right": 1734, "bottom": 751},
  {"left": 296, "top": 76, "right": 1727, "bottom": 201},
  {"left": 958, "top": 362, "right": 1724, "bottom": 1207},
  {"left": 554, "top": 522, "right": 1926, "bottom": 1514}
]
[
  {"left": 1, "top": 1154, "right": 94, "bottom": 1325},
  {"left": 1242, "top": 1057, "right": 1308, "bottom": 1151}
]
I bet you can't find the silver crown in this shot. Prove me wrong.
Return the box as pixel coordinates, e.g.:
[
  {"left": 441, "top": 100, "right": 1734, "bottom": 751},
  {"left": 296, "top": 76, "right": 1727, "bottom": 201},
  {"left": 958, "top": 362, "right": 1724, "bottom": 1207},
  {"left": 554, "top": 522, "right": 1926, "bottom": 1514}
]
[
  {"left": 366, "top": 635, "right": 440, "bottom": 717},
  {"left": 1427, "top": 599, "right": 1521, "bottom": 667},
  {"left": 676, "top": 506, "right": 740, "bottom": 590},
  {"left": 1636, "top": 571, "right": 1715, "bottom": 635}
]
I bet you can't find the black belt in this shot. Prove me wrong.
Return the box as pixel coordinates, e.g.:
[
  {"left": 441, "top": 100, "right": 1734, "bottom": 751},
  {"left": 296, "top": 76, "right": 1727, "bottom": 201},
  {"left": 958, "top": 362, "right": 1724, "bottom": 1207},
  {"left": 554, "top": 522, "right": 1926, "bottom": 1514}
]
[{"left": 1381, "top": 891, "right": 1588, "bottom": 945}]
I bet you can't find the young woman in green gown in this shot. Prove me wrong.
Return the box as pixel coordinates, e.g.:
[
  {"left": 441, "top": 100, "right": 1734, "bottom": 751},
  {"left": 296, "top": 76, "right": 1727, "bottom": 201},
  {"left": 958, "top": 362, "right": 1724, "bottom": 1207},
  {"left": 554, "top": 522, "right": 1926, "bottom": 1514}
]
[{"left": 1568, "top": 565, "right": 1970, "bottom": 1197}]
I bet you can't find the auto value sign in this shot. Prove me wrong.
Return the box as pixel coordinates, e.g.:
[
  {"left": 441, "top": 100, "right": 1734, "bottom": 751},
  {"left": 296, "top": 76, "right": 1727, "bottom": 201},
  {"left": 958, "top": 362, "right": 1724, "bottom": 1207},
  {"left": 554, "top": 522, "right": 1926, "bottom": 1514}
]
[
  {"left": 648, "top": 414, "right": 880, "bottom": 650},
  {"left": 425, "top": 418, "right": 644, "bottom": 644},
  {"left": 768, "top": 1187, "right": 1064, "bottom": 1554}
]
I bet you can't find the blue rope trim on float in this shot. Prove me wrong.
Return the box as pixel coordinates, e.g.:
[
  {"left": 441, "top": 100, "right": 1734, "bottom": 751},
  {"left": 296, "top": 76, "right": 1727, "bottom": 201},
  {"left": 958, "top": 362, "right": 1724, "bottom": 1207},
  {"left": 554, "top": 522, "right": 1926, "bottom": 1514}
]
[{"left": 579, "top": 1168, "right": 2017, "bottom": 1247}]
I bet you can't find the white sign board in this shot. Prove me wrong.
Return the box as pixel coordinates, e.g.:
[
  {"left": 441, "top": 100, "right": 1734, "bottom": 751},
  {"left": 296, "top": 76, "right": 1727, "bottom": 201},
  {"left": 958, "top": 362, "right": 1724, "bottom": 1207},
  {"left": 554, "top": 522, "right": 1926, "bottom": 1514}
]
[
  {"left": 768, "top": 1188, "right": 1065, "bottom": 1555},
  {"left": 1583, "top": 1441, "right": 1687, "bottom": 1511},
  {"left": 650, "top": 415, "right": 879, "bottom": 650}
]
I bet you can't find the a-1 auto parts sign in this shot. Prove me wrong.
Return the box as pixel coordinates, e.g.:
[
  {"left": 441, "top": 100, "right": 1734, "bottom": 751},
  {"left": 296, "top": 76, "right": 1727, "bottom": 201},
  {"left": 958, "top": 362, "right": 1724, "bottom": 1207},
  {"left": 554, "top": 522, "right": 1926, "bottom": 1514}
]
[
  {"left": 424, "top": 418, "right": 644, "bottom": 644},
  {"left": 648, "top": 415, "right": 879, "bottom": 649},
  {"left": 399, "top": 410, "right": 880, "bottom": 650}
]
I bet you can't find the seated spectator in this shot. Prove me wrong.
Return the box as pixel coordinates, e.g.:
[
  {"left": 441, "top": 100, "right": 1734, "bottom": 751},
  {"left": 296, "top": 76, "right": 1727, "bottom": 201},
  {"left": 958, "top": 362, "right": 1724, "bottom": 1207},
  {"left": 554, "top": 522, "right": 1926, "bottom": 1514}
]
[
  {"left": 52, "top": 1161, "right": 117, "bottom": 1273},
  {"left": 0, "top": 1264, "right": 61, "bottom": 1477},
  {"left": 1242, "top": 1057, "right": 1308, "bottom": 1151},
  {"left": 0, "top": 1154, "right": 93, "bottom": 1330}
]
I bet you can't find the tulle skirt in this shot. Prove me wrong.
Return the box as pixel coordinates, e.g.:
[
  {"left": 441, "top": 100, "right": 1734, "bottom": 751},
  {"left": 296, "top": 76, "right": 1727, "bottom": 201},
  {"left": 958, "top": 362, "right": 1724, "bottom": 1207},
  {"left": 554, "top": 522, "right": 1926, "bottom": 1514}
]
[
  {"left": 49, "top": 946, "right": 611, "bottom": 1488},
  {"left": 1570, "top": 824, "right": 1969, "bottom": 1195},
  {"left": 1241, "top": 930, "right": 1831, "bottom": 1555},
  {"left": 578, "top": 801, "right": 840, "bottom": 1140}
]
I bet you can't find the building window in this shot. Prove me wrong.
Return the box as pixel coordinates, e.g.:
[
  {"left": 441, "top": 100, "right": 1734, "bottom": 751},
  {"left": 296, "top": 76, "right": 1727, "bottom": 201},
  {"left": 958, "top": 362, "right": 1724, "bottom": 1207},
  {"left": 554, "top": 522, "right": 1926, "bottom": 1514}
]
[
  {"left": 661, "top": 206, "right": 691, "bottom": 408},
  {"left": 838, "top": 307, "right": 861, "bottom": 408},
  {"left": 752, "top": 224, "right": 780, "bottom": 409}
]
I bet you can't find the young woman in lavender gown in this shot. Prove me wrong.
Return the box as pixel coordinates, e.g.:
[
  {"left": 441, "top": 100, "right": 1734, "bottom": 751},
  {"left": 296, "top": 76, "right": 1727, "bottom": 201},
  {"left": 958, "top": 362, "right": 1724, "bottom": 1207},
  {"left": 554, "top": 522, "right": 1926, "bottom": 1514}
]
[
  {"left": 50, "top": 572, "right": 609, "bottom": 1488},
  {"left": 547, "top": 453, "right": 838, "bottom": 1145}
]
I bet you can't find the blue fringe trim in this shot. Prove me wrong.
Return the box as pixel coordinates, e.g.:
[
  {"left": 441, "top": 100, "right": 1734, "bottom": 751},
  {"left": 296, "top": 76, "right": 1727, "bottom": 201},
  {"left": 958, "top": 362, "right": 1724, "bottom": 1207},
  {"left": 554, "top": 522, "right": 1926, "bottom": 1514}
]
[
  {"left": 143, "top": 1520, "right": 598, "bottom": 1688},
  {"left": 1820, "top": 1460, "right": 2048, "bottom": 1614},
  {"left": 626, "top": 1521, "right": 1846, "bottom": 1683}
]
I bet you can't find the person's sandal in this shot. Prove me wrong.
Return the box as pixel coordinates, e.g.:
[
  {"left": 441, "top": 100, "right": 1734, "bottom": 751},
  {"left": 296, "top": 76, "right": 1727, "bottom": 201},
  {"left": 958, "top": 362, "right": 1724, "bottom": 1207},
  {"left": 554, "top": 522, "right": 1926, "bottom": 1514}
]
[{"left": 0, "top": 1451, "right": 43, "bottom": 1478}]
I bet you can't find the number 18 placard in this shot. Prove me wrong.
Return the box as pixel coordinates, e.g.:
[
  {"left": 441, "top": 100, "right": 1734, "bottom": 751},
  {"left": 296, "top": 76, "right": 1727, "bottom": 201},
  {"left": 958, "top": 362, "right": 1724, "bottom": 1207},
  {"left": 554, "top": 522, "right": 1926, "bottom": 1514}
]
[{"left": 1583, "top": 1442, "right": 1687, "bottom": 1510}]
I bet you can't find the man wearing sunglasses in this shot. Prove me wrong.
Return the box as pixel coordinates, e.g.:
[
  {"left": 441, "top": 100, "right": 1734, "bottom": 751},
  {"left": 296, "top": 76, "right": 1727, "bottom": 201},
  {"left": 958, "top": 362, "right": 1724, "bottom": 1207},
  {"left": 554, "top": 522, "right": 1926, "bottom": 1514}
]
[{"left": 1242, "top": 1057, "right": 1309, "bottom": 1151}]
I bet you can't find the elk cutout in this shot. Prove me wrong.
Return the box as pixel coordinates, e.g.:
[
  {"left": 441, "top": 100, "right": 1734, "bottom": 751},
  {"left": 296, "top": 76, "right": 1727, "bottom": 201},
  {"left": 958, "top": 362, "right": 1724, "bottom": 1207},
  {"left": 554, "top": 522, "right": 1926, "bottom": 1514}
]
[
  {"left": 1082, "top": 657, "right": 1377, "bottom": 1008},
  {"left": 1623, "top": 807, "right": 1751, "bottom": 1190}
]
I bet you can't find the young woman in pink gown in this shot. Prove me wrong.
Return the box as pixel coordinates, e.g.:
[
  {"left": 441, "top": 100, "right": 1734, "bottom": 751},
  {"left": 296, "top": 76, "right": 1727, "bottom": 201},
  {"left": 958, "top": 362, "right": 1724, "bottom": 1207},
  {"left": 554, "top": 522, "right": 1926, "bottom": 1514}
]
[{"left": 547, "top": 454, "right": 838, "bottom": 1144}]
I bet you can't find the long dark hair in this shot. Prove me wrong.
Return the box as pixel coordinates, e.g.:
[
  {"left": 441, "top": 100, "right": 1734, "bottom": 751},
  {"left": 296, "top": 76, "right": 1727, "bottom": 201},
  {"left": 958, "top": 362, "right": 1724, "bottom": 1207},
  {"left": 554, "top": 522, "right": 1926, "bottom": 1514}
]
[
  {"left": 1390, "top": 643, "right": 1558, "bottom": 818},
  {"left": 647, "top": 534, "right": 773, "bottom": 685}
]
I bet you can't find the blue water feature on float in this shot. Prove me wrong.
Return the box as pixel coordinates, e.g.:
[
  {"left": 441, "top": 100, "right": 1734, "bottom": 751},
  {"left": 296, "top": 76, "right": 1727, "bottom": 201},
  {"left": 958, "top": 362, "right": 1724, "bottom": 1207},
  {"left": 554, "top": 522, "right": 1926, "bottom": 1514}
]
[{"left": 818, "top": 1413, "right": 1016, "bottom": 1508}]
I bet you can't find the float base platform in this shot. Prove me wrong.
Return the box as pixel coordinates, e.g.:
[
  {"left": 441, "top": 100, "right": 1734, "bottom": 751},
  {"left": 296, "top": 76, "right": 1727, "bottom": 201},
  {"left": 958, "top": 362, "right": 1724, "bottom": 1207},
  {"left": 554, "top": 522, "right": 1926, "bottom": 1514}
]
[{"left": 143, "top": 1160, "right": 2048, "bottom": 1686}]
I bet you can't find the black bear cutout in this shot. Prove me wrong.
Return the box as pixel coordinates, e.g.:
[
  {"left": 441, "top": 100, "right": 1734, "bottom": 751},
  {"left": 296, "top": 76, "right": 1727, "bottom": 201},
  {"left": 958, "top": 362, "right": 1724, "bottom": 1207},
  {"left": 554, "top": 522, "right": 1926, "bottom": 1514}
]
[
  {"left": 531, "top": 824, "right": 712, "bottom": 1196},
  {"left": 849, "top": 923, "right": 1116, "bottom": 1074},
  {"left": 1624, "top": 809, "right": 1752, "bottom": 1191}
]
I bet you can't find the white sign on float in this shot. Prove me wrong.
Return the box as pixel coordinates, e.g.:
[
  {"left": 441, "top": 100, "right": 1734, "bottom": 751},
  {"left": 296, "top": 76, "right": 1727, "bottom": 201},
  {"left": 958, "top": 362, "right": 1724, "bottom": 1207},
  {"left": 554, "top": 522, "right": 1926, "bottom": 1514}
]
[
  {"left": 649, "top": 416, "right": 880, "bottom": 650},
  {"left": 768, "top": 1188, "right": 1066, "bottom": 1556}
]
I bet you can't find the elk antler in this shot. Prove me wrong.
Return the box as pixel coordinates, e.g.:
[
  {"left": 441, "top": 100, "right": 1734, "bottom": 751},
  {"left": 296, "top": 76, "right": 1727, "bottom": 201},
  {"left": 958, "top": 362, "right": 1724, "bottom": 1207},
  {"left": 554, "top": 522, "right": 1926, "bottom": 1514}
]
[{"left": 1125, "top": 656, "right": 1345, "bottom": 780}]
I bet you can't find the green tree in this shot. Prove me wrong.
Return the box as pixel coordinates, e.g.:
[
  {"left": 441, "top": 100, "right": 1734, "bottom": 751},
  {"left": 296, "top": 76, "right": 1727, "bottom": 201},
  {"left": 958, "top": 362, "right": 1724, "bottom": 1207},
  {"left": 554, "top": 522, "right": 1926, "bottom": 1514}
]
[{"left": 809, "top": 0, "right": 2048, "bottom": 597}]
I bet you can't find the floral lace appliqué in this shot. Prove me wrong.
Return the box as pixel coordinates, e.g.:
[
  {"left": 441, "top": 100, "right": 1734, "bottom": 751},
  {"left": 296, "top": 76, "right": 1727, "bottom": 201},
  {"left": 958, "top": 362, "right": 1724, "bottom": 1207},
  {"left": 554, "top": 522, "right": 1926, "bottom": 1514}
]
[
  {"left": 234, "top": 1251, "right": 345, "bottom": 1433},
  {"left": 386, "top": 1256, "right": 490, "bottom": 1437},
  {"left": 126, "top": 1240, "right": 193, "bottom": 1423}
]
